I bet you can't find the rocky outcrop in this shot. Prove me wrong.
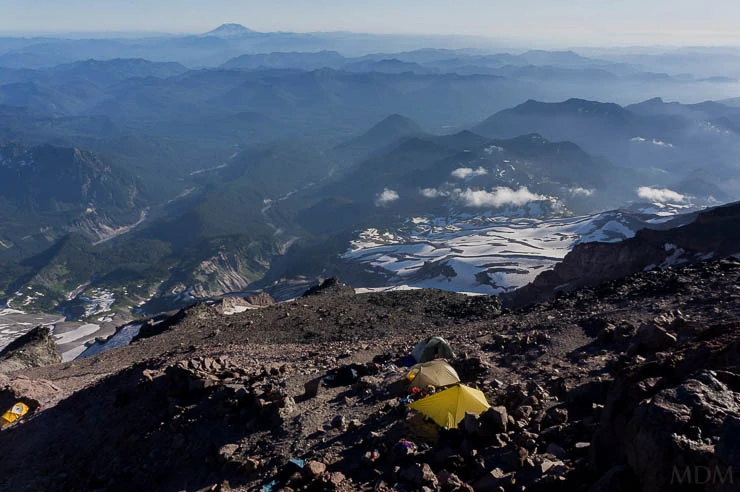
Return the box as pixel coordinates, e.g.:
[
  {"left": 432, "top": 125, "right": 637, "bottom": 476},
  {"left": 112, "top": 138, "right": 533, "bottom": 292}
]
[
  {"left": 302, "top": 276, "right": 355, "bottom": 297},
  {"left": 507, "top": 202, "right": 740, "bottom": 307},
  {"left": 244, "top": 292, "right": 276, "bottom": 307},
  {"left": 0, "top": 326, "right": 62, "bottom": 374},
  {"left": 213, "top": 292, "right": 277, "bottom": 315},
  {"left": 192, "top": 251, "right": 263, "bottom": 298},
  {"left": 592, "top": 320, "right": 740, "bottom": 491}
]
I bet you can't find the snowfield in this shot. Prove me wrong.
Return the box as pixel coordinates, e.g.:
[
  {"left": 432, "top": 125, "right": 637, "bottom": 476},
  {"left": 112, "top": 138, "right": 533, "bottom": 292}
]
[
  {"left": 342, "top": 211, "right": 659, "bottom": 294},
  {"left": 0, "top": 309, "right": 65, "bottom": 351},
  {"left": 77, "top": 322, "right": 144, "bottom": 360}
]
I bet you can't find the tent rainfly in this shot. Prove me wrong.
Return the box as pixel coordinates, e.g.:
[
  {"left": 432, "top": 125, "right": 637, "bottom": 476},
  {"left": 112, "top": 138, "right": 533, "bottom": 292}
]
[
  {"left": 408, "top": 384, "right": 490, "bottom": 428},
  {"left": 411, "top": 336, "right": 455, "bottom": 363},
  {"left": 406, "top": 360, "right": 461, "bottom": 389}
]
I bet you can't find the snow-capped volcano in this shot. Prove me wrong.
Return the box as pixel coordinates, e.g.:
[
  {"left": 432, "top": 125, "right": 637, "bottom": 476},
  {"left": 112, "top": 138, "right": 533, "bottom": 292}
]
[{"left": 203, "top": 24, "right": 256, "bottom": 38}]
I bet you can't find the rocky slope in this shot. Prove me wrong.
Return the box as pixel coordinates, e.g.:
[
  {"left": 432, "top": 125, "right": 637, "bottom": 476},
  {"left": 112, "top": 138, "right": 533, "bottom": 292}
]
[
  {"left": 507, "top": 201, "right": 740, "bottom": 308},
  {"left": 0, "top": 259, "right": 739, "bottom": 491}
]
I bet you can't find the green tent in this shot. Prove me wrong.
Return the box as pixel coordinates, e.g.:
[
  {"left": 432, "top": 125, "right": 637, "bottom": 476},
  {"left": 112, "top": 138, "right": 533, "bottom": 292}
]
[{"left": 412, "top": 336, "right": 455, "bottom": 363}]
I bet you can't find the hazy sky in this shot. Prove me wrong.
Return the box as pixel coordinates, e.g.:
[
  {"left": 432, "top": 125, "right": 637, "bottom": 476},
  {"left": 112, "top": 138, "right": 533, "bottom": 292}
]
[{"left": 1, "top": 0, "right": 739, "bottom": 45}]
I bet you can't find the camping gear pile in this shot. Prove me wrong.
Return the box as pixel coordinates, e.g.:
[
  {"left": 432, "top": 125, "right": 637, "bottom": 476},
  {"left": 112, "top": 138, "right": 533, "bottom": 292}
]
[
  {"left": 403, "top": 337, "right": 491, "bottom": 429},
  {"left": 1, "top": 402, "right": 30, "bottom": 428}
]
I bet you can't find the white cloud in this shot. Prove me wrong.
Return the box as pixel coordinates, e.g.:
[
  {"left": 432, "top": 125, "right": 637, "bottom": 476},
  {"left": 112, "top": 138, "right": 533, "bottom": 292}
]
[
  {"left": 375, "top": 188, "right": 400, "bottom": 206},
  {"left": 421, "top": 185, "right": 547, "bottom": 208},
  {"left": 451, "top": 166, "right": 488, "bottom": 179},
  {"left": 570, "top": 187, "right": 595, "bottom": 197},
  {"left": 420, "top": 187, "right": 449, "bottom": 198},
  {"left": 630, "top": 137, "right": 674, "bottom": 148},
  {"left": 456, "top": 187, "right": 546, "bottom": 208},
  {"left": 484, "top": 145, "right": 505, "bottom": 154},
  {"left": 636, "top": 186, "right": 686, "bottom": 203}
]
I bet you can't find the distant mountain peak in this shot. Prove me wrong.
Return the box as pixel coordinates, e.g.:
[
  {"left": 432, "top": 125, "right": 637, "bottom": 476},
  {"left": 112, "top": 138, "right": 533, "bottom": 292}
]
[
  {"left": 644, "top": 97, "right": 665, "bottom": 104},
  {"left": 356, "top": 114, "right": 422, "bottom": 141},
  {"left": 204, "top": 24, "right": 255, "bottom": 38},
  {"left": 509, "top": 98, "right": 627, "bottom": 117},
  {"left": 376, "top": 113, "right": 421, "bottom": 129},
  {"left": 562, "top": 98, "right": 622, "bottom": 111},
  {"left": 336, "top": 114, "right": 422, "bottom": 153}
]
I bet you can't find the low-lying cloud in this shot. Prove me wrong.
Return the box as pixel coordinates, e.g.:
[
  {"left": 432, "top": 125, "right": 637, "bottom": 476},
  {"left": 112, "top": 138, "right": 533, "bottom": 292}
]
[
  {"left": 570, "top": 187, "right": 595, "bottom": 197},
  {"left": 484, "top": 145, "right": 505, "bottom": 154},
  {"left": 636, "top": 186, "right": 686, "bottom": 203},
  {"left": 375, "top": 188, "right": 400, "bottom": 206},
  {"left": 457, "top": 187, "right": 546, "bottom": 208},
  {"left": 420, "top": 187, "right": 449, "bottom": 198},
  {"left": 451, "top": 166, "right": 488, "bottom": 179},
  {"left": 420, "top": 185, "right": 547, "bottom": 208},
  {"left": 630, "top": 137, "right": 674, "bottom": 148}
]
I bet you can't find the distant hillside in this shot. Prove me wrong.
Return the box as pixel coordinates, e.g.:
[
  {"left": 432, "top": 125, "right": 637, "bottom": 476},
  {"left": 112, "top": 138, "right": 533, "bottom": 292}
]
[
  {"left": 0, "top": 142, "right": 145, "bottom": 258},
  {"left": 473, "top": 97, "right": 740, "bottom": 200},
  {"left": 221, "top": 51, "right": 345, "bottom": 70},
  {"left": 287, "top": 129, "right": 629, "bottom": 249},
  {"left": 335, "top": 114, "right": 424, "bottom": 162},
  {"left": 342, "top": 58, "right": 438, "bottom": 75},
  {"left": 51, "top": 59, "right": 188, "bottom": 85},
  {"left": 0, "top": 142, "right": 141, "bottom": 217},
  {"left": 474, "top": 98, "right": 635, "bottom": 146}
]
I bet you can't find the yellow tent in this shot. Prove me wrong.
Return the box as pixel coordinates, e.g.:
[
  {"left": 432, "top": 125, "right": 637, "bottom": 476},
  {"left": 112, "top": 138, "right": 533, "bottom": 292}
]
[
  {"left": 406, "top": 360, "right": 460, "bottom": 389},
  {"left": 1, "top": 402, "right": 30, "bottom": 428},
  {"left": 408, "top": 384, "right": 490, "bottom": 429}
]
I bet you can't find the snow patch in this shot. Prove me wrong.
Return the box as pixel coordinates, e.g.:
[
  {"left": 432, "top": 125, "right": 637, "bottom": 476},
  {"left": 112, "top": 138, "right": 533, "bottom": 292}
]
[
  {"left": 61, "top": 345, "right": 88, "bottom": 362},
  {"left": 344, "top": 211, "right": 641, "bottom": 295},
  {"left": 77, "top": 323, "right": 143, "bottom": 360},
  {"left": 660, "top": 243, "right": 688, "bottom": 267},
  {"left": 53, "top": 323, "right": 101, "bottom": 346},
  {"left": 0, "top": 308, "right": 26, "bottom": 316}
]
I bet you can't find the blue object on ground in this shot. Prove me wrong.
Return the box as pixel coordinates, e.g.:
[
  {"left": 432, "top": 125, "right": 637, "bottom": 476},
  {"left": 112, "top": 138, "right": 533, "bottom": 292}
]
[{"left": 399, "top": 355, "right": 416, "bottom": 367}]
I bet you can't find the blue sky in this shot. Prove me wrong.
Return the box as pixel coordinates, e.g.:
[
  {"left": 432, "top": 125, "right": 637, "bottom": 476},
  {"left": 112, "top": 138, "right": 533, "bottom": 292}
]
[{"left": 1, "top": 0, "right": 739, "bottom": 45}]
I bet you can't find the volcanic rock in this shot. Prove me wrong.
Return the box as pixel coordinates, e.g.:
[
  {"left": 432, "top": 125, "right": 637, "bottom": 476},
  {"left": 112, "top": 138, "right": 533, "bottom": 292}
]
[
  {"left": 0, "top": 326, "right": 62, "bottom": 374},
  {"left": 1, "top": 255, "right": 739, "bottom": 491},
  {"left": 302, "top": 277, "right": 355, "bottom": 297},
  {"left": 626, "top": 323, "right": 677, "bottom": 355},
  {"left": 486, "top": 406, "right": 509, "bottom": 433}
]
